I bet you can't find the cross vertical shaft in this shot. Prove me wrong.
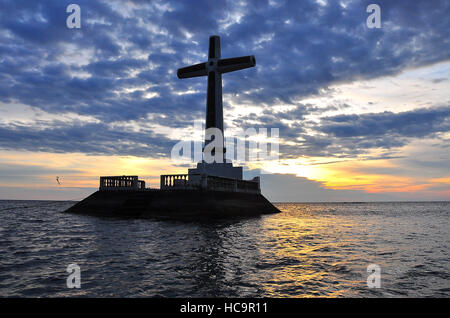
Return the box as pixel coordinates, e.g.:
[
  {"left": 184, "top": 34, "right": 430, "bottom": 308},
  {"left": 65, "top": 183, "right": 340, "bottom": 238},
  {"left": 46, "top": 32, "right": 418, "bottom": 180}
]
[
  {"left": 206, "top": 36, "right": 223, "bottom": 155},
  {"left": 177, "top": 35, "right": 256, "bottom": 163}
]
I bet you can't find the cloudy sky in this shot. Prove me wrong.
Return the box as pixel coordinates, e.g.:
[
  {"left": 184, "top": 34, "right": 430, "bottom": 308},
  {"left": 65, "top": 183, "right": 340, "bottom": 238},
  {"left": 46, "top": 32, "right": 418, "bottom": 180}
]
[{"left": 0, "top": 0, "right": 449, "bottom": 201}]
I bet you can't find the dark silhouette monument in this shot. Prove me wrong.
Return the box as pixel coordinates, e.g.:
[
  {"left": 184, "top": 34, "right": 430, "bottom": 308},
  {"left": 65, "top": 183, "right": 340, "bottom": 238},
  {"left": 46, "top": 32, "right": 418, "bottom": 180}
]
[
  {"left": 178, "top": 36, "right": 255, "bottom": 163},
  {"left": 65, "top": 36, "right": 280, "bottom": 218},
  {"left": 178, "top": 35, "right": 255, "bottom": 180}
]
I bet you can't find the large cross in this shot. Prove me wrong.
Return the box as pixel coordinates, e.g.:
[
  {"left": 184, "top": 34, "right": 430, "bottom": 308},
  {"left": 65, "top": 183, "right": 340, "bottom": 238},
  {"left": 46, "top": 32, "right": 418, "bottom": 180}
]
[{"left": 177, "top": 35, "right": 256, "bottom": 161}]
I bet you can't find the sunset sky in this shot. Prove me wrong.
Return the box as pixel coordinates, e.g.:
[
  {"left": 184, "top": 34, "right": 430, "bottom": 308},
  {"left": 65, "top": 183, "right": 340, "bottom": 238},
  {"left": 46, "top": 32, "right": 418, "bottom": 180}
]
[{"left": 0, "top": 0, "right": 449, "bottom": 201}]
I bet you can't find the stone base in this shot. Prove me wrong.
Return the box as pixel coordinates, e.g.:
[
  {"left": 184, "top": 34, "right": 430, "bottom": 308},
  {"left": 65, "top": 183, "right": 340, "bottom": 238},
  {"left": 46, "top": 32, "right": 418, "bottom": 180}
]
[
  {"left": 64, "top": 189, "right": 280, "bottom": 218},
  {"left": 188, "top": 162, "right": 243, "bottom": 179}
]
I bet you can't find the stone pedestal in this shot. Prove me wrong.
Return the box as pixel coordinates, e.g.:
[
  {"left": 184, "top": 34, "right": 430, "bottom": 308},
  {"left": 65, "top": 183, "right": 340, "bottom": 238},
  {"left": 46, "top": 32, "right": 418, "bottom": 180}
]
[{"left": 188, "top": 162, "right": 243, "bottom": 180}]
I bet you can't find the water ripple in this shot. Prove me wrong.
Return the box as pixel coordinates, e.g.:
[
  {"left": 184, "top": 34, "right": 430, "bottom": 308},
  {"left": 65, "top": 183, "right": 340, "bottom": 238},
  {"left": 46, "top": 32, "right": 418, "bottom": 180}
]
[{"left": 0, "top": 200, "right": 449, "bottom": 297}]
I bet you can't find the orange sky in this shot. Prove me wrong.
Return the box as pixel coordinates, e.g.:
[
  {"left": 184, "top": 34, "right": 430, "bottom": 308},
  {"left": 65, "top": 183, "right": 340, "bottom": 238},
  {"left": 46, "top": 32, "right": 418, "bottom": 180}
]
[{"left": 0, "top": 63, "right": 449, "bottom": 201}]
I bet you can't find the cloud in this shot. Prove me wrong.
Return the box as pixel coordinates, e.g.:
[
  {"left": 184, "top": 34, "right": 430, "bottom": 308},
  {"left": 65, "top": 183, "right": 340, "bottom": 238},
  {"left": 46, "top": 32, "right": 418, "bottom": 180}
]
[
  {"left": 431, "top": 78, "right": 447, "bottom": 84},
  {"left": 0, "top": 163, "right": 83, "bottom": 176},
  {"left": 245, "top": 171, "right": 397, "bottom": 202},
  {"left": 0, "top": 0, "right": 448, "bottom": 160},
  {"left": 0, "top": 162, "right": 85, "bottom": 185},
  {"left": 319, "top": 106, "right": 450, "bottom": 138},
  {"left": 269, "top": 105, "right": 450, "bottom": 159},
  {"left": 0, "top": 122, "right": 174, "bottom": 157}
]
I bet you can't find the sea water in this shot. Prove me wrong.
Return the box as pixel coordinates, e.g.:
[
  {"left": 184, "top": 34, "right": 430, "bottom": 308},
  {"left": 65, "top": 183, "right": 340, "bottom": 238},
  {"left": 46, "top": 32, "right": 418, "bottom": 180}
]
[{"left": 0, "top": 200, "right": 448, "bottom": 297}]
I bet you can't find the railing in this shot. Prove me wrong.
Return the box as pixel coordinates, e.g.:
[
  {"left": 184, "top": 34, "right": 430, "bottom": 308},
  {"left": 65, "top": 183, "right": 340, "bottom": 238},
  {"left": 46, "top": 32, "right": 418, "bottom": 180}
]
[
  {"left": 160, "top": 174, "right": 260, "bottom": 194},
  {"left": 160, "top": 174, "right": 190, "bottom": 188},
  {"left": 100, "top": 176, "right": 146, "bottom": 191}
]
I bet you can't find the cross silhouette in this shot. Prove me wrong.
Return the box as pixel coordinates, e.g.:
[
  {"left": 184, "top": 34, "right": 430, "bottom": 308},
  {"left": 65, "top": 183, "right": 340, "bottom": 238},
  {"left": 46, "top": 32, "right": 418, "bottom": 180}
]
[{"left": 177, "top": 35, "right": 255, "bottom": 160}]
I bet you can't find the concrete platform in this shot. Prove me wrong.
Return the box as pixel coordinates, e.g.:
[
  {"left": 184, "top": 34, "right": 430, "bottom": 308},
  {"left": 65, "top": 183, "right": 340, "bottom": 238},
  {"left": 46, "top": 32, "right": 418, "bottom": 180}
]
[{"left": 64, "top": 189, "right": 281, "bottom": 218}]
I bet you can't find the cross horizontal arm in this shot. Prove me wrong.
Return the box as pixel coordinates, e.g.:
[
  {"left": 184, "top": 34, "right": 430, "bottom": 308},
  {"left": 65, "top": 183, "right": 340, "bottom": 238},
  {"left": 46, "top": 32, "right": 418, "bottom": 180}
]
[
  {"left": 217, "top": 55, "right": 256, "bottom": 74},
  {"left": 177, "top": 62, "right": 207, "bottom": 79}
]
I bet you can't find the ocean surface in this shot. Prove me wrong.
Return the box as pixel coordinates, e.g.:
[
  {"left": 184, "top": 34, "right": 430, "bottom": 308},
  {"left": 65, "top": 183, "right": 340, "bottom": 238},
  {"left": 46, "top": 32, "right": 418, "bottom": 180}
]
[{"left": 0, "top": 200, "right": 449, "bottom": 297}]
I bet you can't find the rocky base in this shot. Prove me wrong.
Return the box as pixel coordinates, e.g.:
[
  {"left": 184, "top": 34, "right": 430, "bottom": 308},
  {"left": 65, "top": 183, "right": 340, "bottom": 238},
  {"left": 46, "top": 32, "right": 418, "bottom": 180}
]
[{"left": 64, "top": 189, "right": 281, "bottom": 218}]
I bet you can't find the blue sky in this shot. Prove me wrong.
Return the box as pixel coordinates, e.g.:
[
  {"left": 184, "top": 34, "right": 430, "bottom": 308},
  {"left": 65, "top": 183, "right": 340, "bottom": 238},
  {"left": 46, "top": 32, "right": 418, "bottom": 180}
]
[{"left": 0, "top": 0, "right": 449, "bottom": 201}]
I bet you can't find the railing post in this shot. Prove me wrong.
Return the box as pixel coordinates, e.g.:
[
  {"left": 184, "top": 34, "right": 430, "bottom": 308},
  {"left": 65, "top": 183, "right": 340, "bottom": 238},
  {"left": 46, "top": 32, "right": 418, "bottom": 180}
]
[{"left": 160, "top": 175, "right": 165, "bottom": 189}]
